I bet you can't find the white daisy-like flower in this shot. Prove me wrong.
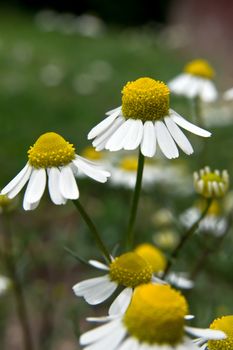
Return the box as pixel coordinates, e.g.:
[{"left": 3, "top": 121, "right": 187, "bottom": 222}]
[
  {"left": 73, "top": 252, "right": 162, "bottom": 316},
  {"left": 88, "top": 77, "right": 211, "bottom": 159},
  {"left": 223, "top": 87, "right": 233, "bottom": 101},
  {"left": 196, "top": 315, "right": 232, "bottom": 350},
  {"left": 180, "top": 206, "right": 227, "bottom": 237},
  {"left": 193, "top": 167, "right": 229, "bottom": 199},
  {"left": 1, "top": 132, "right": 110, "bottom": 210},
  {"left": 168, "top": 59, "right": 218, "bottom": 102},
  {"left": 79, "top": 284, "right": 226, "bottom": 350},
  {"left": 135, "top": 243, "right": 194, "bottom": 289},
  {"left": 0, "top": 276, "right": 11, "bottom": 295}
]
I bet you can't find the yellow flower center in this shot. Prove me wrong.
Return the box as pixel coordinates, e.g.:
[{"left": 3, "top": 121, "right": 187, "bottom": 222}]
[
  {"left": 28, "top": 132, "right": 76, "bottom": 168},
  {"left": 109, "top": 252, "right": 153, "bottom": 288},
  {"left": 208, "top": 315, "right": 233, "bottom": 350},
  {"left": 81, "top": 146, "right": 103, "bottom": 160},
  {"left": 119, "top": 157, "right": 138, "bottom": 172},
  {"left": 124, "top": 284, "right": 188, "bottom": 345},
  {"left": 121, "top": 77, "right": 170, "bottom": 121},
  {"left": 201, "top": 173, "right": 228, "bottom": 198},
  {"left": 134, "top": 243, "right": 167, "bottom": 273},
  {"left": 184, "top": 59, "right": 215, "bottom": 79}
]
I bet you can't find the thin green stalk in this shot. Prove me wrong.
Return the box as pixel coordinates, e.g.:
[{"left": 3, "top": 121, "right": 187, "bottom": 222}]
[
  {"left": 191, "top": 96, "right": 203, "bottom": 126},
  {"left": 163, "top": 198, "right": 212, "bottom": 278},
  {"left": 72, "top": 199, "right": 111, "bottom": 263},
  {"left": 1, "top": 214, "right": 34, "bottom": 350},
  {"left": 125, "top": 150, "right": 145, "bottom": 249}
]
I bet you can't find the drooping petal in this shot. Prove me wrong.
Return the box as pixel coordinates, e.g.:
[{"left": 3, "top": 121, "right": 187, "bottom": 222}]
[
  {"left": 88, "top": 110, "right": 121, "bottom": 140},
  {"left": 59, "top": 166, "right": 79, "bottom": 199},
  {"left": 80, "top": 319, "right": 122, "bottom": 345},
  {"left": 164, "top": 116, "right": 193, "bottom": 155},
  {"left": 170, "top": 110, "right": 211, "bottom": 137},
  {"left": 155, "top": 121, "right": 179, "bottom": 159},
  {"left": 23, "top": 199, "right": 40, "bottom": 211},
  {"left": 109, "top": 288, "right": 133, "bottom": 316},
  {"left": 140, "top": 121, "right": 156, "bottom": 157},
  {"left": 23, "top": 168, "right": 46, "bottom": 207},
  {"left": 73, "top": 157, "right": 110, "bottom": 183},
  {"left": 105, "top": 119, "right": 132, "bottom": 151},
  {"left": 168, "top": 74, "right": 193, "bottom": 95},
  {"left": 93, "top": 117, "right": 125, "bottom": 150},
  {"left": 123, "top": 119, "right": 143, "bottom": 150},
  {"left": 73, "top": 275, "right": 117, "bottom": 305},
  {"left": 82, "top": 321, "right": 126, "bottom": 350},
  {"left": 48, "top": 168, "right": 66, "bottom": 205},
  {"left": 1, "top": 163, "right": 32, "bottom": 198}
]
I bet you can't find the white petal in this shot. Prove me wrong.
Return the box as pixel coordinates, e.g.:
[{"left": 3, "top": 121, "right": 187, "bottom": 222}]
[
  {"left": 80, "top": 319, "right": 122, "bottom": 345},
  {"left": 93, "top": 117, "right": 125, "bottom": 150},
  {"left": 88, "top": 110, "right": 121, "bottom": 139},
  {"left": 23, "top": 168, "right": 46, "bottom": 206},
  {"left": 185, "top": 326, "right": 226, "bottom": 340},
  {"left": 223, "top": 87, "right": 233, "bottom": 101},
  {"left": 164, "top": 116, "right": 193, "bottom": 155},
  {"left": 118, "top": 338, "right": 139, "bottom": 350},
  {"left": 200, "top": 80, "right": 218, "bottom": 102},
  {"left": 171, "top": 110, "right": 211, "bottom": 137},
  {"left": 184, "top": 315, "right": 195, "bottom": 320},
  {"left": 88, "top": 260, "right": 109, "bottom": 271},
  {"left": 73, "top": 157, "right": 110, "bottom": 183},
  {"left": 48, "top": 168, "right": 66, "bottom": 205},
  {"left": 106, "top": 106, "right": 122, "bottom": 115},
  {"left": 23, "top": 199, "right": 40, "bottom": 211},
  {"left": 59, "top": 166, "right": 79, "bottom": 199},
  {"left": 140, "top": 121, "right": 156, "bottom": 157},
  {"left": 83, "top": 324, "right": 126, "bottom": 350},
  {"left": 1, "top": 163, "right": 32, "bottom": 198},
  {"left": 123, "top": 119, "right": 143, "bottom": 150},
  {"left": 73, "top": 275, "right": 117, "bottom": 305},
  {"left": 168, "top": 74, "right": 192, "bottom": 94},
  {"left": 167, "top": 272, "right": 194, "bottom": 289},
  {"left": 87, "top": 316, "right": 117, "bottom": 323},
  {"left": 109, "top": 288, "right": 133, "bottom": 316},
  {"left": 105, "top": 119, "right": 132, "bottom": 151},
  {"left": 155, "top": 121, "right": 179, "bottom": 159}
]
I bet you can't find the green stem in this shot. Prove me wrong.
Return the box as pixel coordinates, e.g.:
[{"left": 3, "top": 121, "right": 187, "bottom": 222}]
[
  {"left": 192, "top": 96, "right": 203, "bottom": 126},
  {"left": 1, "top": 214, "right": 34, "bottom": 350},
  {"left": 126, "top": 150, "right": 145, "bottom": 249},
  {"left": 72, "top": 200, "right": 111, "bottom": 263},
  {"left": 163, "top": 198, "right": 212, "bottom": 278}
]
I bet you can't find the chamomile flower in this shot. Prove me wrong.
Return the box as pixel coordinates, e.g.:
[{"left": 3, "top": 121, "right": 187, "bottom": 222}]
[
  {"left": 223, "top": 87, "right": 233, "bottom": 101},
  {"left": 168, "top": 59, "right": 218, "bottom": 102},
  {"left": 135, "top": 243, "right": 193, "bottom": 289},
  {"left": 73, "top": 252, "right": 159, "bottom": 315},
  {"left": 88, "top": 77, "right": 211, "bottom": 159},
  {"left": 0, "top": 276, "right": 11, "bottom": 295},
  {"left": 180, "top": 201, "right": 227, "bottom": 237},
  {"left": 194, "top": 167, "right": 229, "bottom": 199},
  {"left": 1, "top": 132, "right": 110, "bottom": 210},
  {"left": 196, "top": 315, "right": 232, "bottom": 350},
  {"left": 80, "top": 284, "right": 226, "bottom": 350}
]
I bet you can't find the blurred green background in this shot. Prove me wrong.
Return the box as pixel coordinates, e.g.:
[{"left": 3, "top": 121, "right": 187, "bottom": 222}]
[{"left": 0, "top": 4, "right": 233, "bottom": 350}]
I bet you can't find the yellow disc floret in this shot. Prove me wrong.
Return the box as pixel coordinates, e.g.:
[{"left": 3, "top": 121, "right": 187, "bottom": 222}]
[
  {"left": 208, "top": 315, "right": 232, "bottom": 350},
  {"left": 122, "top": 77, "right": 170, "bottom": 121},
  {"left": 109, "top": 252, "right": 153, "bottom": 288},
  {"left": 184, "top": 59, "right": 215, "bottom": 79},
  {"left": 81, "top": 146, "right": 103, "bottom": 160},
  {"left": 28, "top": 132, "right": 76, "bottom": 168},
  {"left": 124, "top": 284, "right": 188, "bottom": 345},
  {"left": 119, "top": 157, "right": 138, "bottom": 172},
  {"left": 134, "top": 243, "right": 167, "bottom": 273}
]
